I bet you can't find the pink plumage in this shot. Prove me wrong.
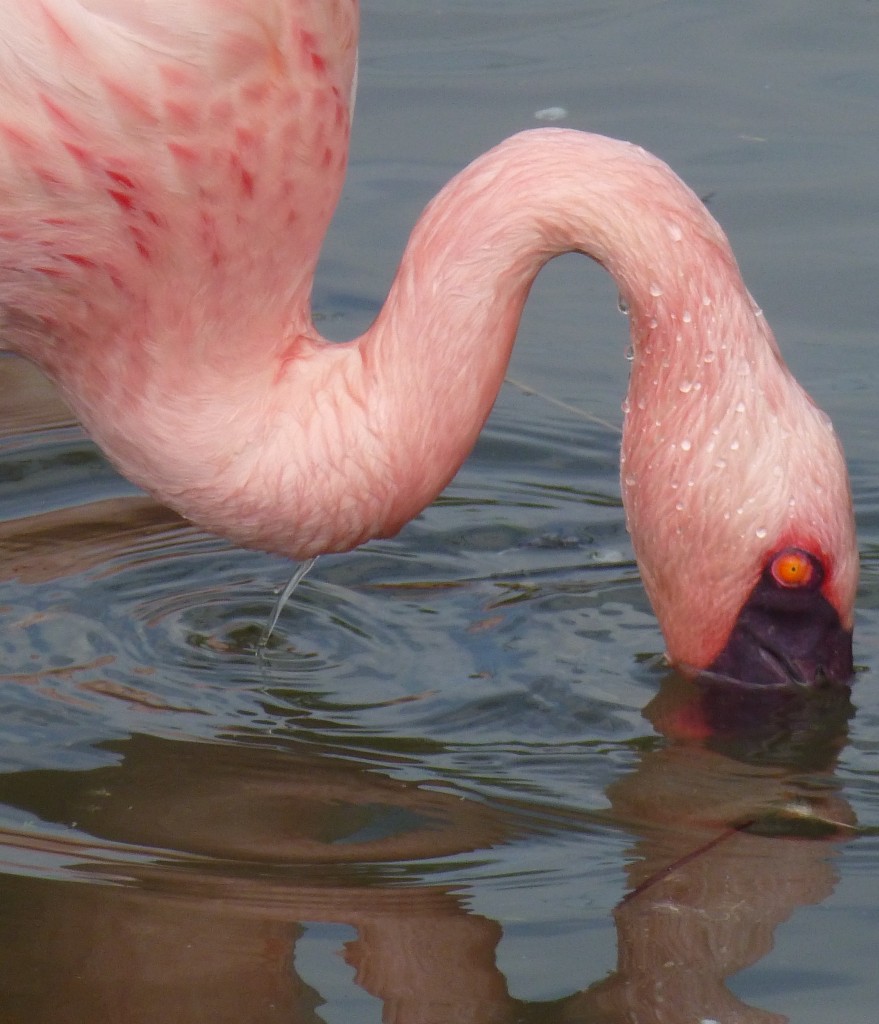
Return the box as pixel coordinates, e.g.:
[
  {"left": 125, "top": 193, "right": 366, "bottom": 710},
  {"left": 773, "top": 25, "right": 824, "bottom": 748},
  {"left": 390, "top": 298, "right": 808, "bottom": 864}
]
[{"left": 0, "top": 1, "right": 858, "bottom": 680}]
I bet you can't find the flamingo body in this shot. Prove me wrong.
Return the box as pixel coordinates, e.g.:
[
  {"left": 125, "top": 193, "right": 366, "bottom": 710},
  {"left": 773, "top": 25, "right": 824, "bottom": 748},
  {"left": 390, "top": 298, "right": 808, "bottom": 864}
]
[{"left": 0, "top": 1, "right": 858, "bottom": 680}]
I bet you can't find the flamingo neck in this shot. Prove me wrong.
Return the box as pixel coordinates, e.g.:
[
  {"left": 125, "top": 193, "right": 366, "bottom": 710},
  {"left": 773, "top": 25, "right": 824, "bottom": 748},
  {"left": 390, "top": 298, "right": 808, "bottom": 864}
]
[
  {"left": 353, "top": 127, "right": 759, "bottom": 533},
  {"left": 37, "top": 128, "right": 855, "bottom": 670},
  {"left": 285, "top": 128, "right": 852, "bottom": 668}
]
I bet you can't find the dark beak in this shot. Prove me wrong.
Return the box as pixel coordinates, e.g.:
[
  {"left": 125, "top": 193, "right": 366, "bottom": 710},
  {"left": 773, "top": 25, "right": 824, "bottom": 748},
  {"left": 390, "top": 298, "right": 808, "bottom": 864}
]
[{"left": 707, "top": 569, "right": 853, "bottom": 689}]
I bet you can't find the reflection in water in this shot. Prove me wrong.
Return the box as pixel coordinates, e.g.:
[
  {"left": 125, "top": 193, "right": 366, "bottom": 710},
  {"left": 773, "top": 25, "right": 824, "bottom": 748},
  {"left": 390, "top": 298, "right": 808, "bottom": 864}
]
[
  {"left": 0, "top": 496, "right": 187, "bottom": 585},
  {"left": 576, "top": 676, "right": 856, "bottom": 1024},
  {"left": 0, "top": 685, "right": 856, "bottom": 1024}
]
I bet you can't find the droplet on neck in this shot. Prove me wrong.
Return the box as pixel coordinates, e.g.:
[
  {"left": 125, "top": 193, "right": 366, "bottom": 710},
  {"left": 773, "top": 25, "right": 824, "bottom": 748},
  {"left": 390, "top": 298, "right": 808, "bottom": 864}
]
[
  {"left": 667, "top": 223, "right": 683, "bottom": 243},
  {"left": 618, "top": 295, "right": 630, "bottom": 315},
  {"left": 678, "top": 380, "right": 694, "bottom": 394},
  {"left": 649, "top": 282, "right": 663, "bottom": 298},
  {"left": 756, "top": 527, "right": 768, "bottom": 539},
  {"left": 682, "top": 310, "right": 693, "bottom": 324},
  {"left": 680, "top": 438, "right": 692, "bottom": 451}
]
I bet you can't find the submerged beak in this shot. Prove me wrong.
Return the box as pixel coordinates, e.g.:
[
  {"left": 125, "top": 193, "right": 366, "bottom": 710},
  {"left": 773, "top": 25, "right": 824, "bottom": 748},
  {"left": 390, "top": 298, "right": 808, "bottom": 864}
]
[{"left": 707, "top": 549, "right": 853, "bottom": 689}]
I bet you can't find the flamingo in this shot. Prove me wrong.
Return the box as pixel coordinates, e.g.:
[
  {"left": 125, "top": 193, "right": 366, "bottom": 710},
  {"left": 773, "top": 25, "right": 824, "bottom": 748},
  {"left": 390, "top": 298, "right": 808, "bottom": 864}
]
[{"left": 0, "top": 1, "right": 858, "bottom": 686}]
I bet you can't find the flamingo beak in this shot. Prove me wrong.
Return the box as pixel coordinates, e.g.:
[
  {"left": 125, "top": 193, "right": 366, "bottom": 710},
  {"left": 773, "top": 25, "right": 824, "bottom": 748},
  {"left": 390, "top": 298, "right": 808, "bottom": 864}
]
[{"left": 707, "top": 550, "right": 853, "bottom": 689}]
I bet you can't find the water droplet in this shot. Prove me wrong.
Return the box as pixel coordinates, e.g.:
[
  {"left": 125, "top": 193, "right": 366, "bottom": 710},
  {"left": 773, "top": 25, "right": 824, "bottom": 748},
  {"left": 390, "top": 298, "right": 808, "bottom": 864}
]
[
  {"left": 624, "top": 474, "right": 638, "bottom": 487},
  {"left": 703, "top": 351, "right": 716, "bottom": 364},
  {"left": 736, "top": 506, "right": 744, "bottom": 516},
  {"left": 678, "top": 380, "right": 693, "bottom": 394},
  {"left": 534, "top": 105, "right": 568, "bottom": 121},
  {"left": 675, "top": 501, "right": 685, "bottom": 512},
  {"left": 621, "top": 398, "right": 631, "bottom": 414},
  {"left": 618, "top": 295, "right": 630, "bottom": 315},
  {"left": 702, "top": 295, "right": 712, "bottom": 307},
  {"left": 648, "top": 317, "right": 658, "bottom": 330},
  {"left": 636, "top": 396, "right": 647, "bottom": 410},
  {"left": 756, "top": 527, "right": 768, "bottom": 539},
  {"left": 682, "top": 310, "right": 693, "bottom": 324},
  {"left": 649, "top": 282, "right": 663, "bottom": 298},
  {"left": 714, "top": 458, "right": 727, "bottom": 469},
  {"left": 680, "top": 438, "right": 692, "bottom": 451},
  {"left": 667, "top": 223, "right": 683, "bottom": 242},
  {"left": 730, "top": 439, "right": 740, "bottom": 451},
  {"left": 624, "top": 344, "right": 635, "bottom": 361},
  {"left": 735, "top": 401, "right": 746, "bottom": 414}
]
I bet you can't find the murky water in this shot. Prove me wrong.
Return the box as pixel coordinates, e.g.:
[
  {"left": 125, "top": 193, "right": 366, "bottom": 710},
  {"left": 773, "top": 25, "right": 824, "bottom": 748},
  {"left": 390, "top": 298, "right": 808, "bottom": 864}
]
[{"left": 2, "top": 2, "right": 879, "bottom": 1021}]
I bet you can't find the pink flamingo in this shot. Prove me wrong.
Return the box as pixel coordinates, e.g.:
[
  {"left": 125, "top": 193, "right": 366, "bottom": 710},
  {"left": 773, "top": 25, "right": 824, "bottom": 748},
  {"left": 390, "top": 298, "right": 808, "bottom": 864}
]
[{"left": 0, "top": 1, "right": 858, "bottom": 685}]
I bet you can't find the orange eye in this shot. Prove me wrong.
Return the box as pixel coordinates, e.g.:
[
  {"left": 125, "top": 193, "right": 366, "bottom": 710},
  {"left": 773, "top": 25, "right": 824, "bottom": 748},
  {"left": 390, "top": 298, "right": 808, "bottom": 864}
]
[{"left": 770, "top": 549, "right": 816, "bottom": 589}]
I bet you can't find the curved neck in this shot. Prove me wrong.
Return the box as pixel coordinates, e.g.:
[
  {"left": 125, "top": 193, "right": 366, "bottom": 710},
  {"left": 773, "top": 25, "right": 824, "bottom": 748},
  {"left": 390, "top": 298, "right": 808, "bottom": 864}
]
[
  {"left": 357, "top": 129, "right": 758, "bottom": 510},
  {"left": 308, "top": 129, "right": 853, "bottom": 668},
  {"left": 47, "top": 127, "right": 854, "bottom": 668}
]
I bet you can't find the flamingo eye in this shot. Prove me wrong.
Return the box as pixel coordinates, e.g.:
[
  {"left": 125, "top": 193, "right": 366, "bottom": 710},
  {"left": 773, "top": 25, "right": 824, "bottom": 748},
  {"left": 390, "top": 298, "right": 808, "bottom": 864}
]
[{"left": 770, "top": 548, "right": 818, "bottom": 589}]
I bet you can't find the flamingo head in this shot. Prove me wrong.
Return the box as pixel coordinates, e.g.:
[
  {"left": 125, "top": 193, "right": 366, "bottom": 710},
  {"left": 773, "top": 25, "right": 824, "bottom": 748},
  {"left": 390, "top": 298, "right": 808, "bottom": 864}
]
[
  {"left": 705, "top": 545, "right": 854, "bottom": 688},
  {"left": 620, "top": 280, "right": 858, "bottom": 690}
]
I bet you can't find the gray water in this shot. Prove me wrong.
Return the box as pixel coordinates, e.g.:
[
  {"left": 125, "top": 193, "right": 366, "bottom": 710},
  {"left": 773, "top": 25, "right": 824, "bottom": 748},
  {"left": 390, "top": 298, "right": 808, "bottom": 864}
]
[{"left": 1, "top": 2, "right": 878, "bottom": 1021}]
